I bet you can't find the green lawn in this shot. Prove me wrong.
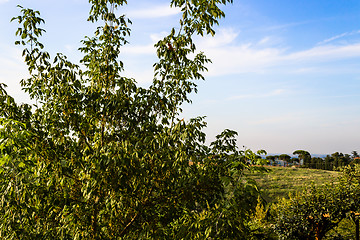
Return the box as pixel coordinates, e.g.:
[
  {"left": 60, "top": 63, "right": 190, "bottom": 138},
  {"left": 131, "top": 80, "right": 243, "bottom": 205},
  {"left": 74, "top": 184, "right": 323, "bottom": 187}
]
[{"left": 247, "top": 166, "right": 340, "bottom": 203}]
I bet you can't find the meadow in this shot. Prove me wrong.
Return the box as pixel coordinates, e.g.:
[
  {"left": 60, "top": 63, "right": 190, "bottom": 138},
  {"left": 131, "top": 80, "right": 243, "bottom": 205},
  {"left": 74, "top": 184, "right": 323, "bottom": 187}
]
[
  {"left": 247, "top": 166, "right": 340, "bottom": 203},
  {"left": 247, "top": 166, "right": 358, "bottom": 239}
]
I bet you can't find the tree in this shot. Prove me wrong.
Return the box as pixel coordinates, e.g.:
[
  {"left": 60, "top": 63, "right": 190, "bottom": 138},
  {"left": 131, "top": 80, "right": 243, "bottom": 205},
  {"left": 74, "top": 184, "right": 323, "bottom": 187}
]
[
  {"left": 353, "top": 151, "right": 360, "bottom": 164},
  {"left": 277, "top": 154, "right": 290, "bottom": 167},
  {"left": 293, "top": 150, "right": 311, "bottom": 166},
  {"left": 0, "top": 1, "right": 266, "bottom": 239},
  {"left": 328, "top": 152, "right": 351, "bottom": 169},
  {"left": 324, "top": 155, "right": 334, "bottom": 170},
  {"left": 274, "top": 164, "right": 360, "bottom": 240},
  {"left": 266, "top": 155, "right": 276, "bottom": 165},
  {"left": 292, "top": 157, "right": 299, "bottom": 165},
  {"left": 278, "top": 154, "right": 291, "bottom": 162},
  {"left": 275, "top": 184, "right": 346, "bottom": 240},
  {"left": 312, "top": 157, "right": 324, "bottom": 170}
]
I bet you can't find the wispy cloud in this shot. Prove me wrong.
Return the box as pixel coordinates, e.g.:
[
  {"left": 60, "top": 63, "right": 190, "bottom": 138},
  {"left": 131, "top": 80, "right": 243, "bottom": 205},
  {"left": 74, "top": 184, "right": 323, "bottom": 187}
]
[
  {"left": 121, "top": 31, "right": 169, "bottom": 56},
  {"left": 257, "top": 37, "right": 271, "bottom": 45},
  {"left": 317, "top": 30, "right": 360, "bottom": 45},
  {"left": 263, "top": 20, "right": 315, "bottom": 31},
  {"left": 250, "top": 113, "right": 299, "bottom": 125},
  {"left": 228, "top": 89, "right": 286, "bottom": 100},
  {"left": 0, "top": 44, "right": 31, "bottom": 103},
  {"left": 204, "top": 44, "right": 284, "bottom": 76},
  {"left": 200, "top": 28, "right": 239, "bottom": 47},
  {"left": 122, "top": 68, "right": 154, "bottom": 85},
  {"left": 199, "top": 28, "right": 360, "bottom": 76},
  {"left": 150, "top": 31, "right": 169, "bottom": 43},
  {"left": 126, "top": 4, "right": 181, "bottom": 19},
  {"left": 285, "top": 43, "right": 360, "bottom": 61},
  {"left": 107, "top": 26, "right": 360, "bottom": 83},
  {"left": 0, "top": 0, "right": 9, "bottom": 4},
  {"left": 121, "top": 44, "right": 155, "bottom": 55}
]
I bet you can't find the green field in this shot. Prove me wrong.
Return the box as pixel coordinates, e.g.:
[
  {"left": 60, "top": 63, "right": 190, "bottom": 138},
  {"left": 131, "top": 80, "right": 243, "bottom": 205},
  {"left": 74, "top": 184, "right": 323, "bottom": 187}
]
[
  {"left": 247, "top": 167, "right": 355, "bottom": 239},
  {"left": 247, "top": 166, "right": 340, "bottom": 203}
]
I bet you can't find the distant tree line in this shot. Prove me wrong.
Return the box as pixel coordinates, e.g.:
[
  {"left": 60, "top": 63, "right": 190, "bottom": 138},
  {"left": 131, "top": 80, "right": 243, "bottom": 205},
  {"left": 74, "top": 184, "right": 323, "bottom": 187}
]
[{"left": 265, "top": 150, "right": 360, "bottom": 171}]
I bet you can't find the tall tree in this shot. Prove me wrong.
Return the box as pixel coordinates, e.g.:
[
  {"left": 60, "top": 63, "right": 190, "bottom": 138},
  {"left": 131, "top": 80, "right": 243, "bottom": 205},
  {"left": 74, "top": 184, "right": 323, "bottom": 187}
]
[
  {"left": 0, "top": 1, "right": 265, "bottom": 239},
  {"left": 293, "top": 150, "right": 311, "bottom": 166},
  {"left": 278, "top": 154, "right": 291, "bottom": 166},
  {"left": 279, "top": 154, "right": 291, "bottom": 161}
]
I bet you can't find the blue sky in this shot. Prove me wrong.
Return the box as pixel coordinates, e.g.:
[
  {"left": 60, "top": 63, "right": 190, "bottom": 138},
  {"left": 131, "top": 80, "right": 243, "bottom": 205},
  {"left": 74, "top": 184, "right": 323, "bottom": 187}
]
[{"left": 1, "top": 0, "right": 360, "bottom": 155}]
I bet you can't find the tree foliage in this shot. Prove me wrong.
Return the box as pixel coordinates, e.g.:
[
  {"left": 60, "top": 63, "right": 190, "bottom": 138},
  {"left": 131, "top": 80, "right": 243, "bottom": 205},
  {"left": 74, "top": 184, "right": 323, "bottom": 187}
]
[
  {"left": 274, "top": 164, "right": 360, "bottom": 240},
  {"left": 293, "top": 150, "right": 311, "bottom": 166},
  {"left": 0, "top": 1, "right": 266, "bottom": 239}
]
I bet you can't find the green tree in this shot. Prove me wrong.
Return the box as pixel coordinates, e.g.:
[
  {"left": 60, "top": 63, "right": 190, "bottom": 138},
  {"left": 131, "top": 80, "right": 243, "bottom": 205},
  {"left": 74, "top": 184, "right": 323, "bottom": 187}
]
[
  {"left": 329, "top": 152, "right": 351, "bottom": 169},
  {"left": 293, "top": 150, "right": 311, "bottom": 167},
  {"left": 0, "top": 1, "right": 266, "bottom": 239},
  {"left": 324, "top": 155, "right": 334, "bottom": 170},
  {"left": 353, "top": 151, "right": 360, "bottom": 165},
  {"left": 276, "top": 154, "right": 290, "bottom": 167},
  {"left": 275, "top": 184, "right": 346, "bottom": 240},
  {"left": 274, "top": 164, "right": 360, "bottom": 240},
  {"left": 266, "top": 155, "right": 276, "bottom": 166},
  {"left": 312, "top": 157, "right": 324, "bottom": 170},
  {"left": 352, "top": 151, "right": 359, "bottom": 159},
  {"left": 292, "top": 157, "right": 299, "bottom": 165},
  {"left": 279, "top": 154, "right": 291, "bottom": 162}
]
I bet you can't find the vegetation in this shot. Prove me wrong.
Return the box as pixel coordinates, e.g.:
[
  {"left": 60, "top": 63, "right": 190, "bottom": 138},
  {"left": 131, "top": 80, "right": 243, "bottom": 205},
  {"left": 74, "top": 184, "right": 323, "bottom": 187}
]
[
  {"left": 1, "top": 1, "right": 360, "bottom": 239},
  {"left": 246, "top": 166, "right": 360, "bottom": 240},
  {"left": 274, "top": 164, "right": 360, "bottom": 240},
  {"left": 248, "top": 166, "right": 339, "bottom": 203},
  {"left": 267, "top": 150, "right": 357, "bottom": 171},
  {"left": 0, "top": 1, "right": 277, "bottom": 239},
  {"left": 293, "top": 149, "right": 311, "bottom": 166}
]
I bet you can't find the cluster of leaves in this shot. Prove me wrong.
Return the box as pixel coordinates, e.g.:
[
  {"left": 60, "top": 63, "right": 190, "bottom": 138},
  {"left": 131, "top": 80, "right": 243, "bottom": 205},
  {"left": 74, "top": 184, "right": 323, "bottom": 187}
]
[
  {"left": 0, "top": 1, "right": 268, "bottom": 239},
  {"left": 274, "top": 164, "right": 360, "bottom": 240}
]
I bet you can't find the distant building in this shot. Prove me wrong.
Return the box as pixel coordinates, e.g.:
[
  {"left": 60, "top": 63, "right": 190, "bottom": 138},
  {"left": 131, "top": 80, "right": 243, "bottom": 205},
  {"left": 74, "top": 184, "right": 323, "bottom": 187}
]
[{"left": 275, "top": 160, "right": 286, "bottom": 167}]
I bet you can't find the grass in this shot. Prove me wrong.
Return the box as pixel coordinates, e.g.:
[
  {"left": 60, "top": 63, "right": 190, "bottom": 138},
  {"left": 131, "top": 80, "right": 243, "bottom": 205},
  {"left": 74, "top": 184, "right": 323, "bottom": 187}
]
[
  {"left": 246, "top": 166, "right": 340, "bottom": 203},
  {"left": 246, "top": 166, "right": 357, "bottom": 239}
]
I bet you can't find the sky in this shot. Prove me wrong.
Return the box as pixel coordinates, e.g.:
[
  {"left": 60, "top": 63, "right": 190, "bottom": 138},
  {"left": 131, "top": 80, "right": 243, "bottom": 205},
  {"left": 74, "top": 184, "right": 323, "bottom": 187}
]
[{"left": 0, "top": 0, "right": 360, "bottom": 155}]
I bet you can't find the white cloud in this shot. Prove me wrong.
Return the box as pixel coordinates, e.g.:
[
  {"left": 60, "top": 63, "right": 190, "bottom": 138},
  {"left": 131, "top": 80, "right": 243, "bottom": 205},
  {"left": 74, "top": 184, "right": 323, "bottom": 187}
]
[
  {"left": 201, "top": 34, "right": 360, "bottom": 76},
  {"left": 78, "top": 25, "right": 360, "bottom": 84},
  {"left": 264, "top": 20, "right": 314, "bottom": 31},
  {"left": 199, "top": 28, "right": 239, "bottom": 48},
  {"left": 121, "top": 31, "right": 170, "bottom": 56},
  {"left": 119, "top": 25, "right": 360, "bottom": 80},
  {"left": 250, "top": 113, "right": 299, "bottom": 125},
  {"left": 0, "top": 0, "right": 9, "bottom": 4},
  {"left": 257, "top": 37, "right": 271, "bottom": 45},
  {"left": 318, "top": 30, "right": 360, "bottom": 45},
  {"left": 0, "top": 45, "right": 31, "bottom": 103},
  {"left": 286, "top": 43, "right": 360, "bottom": 62},
  {"left": 122, "top": 68, "right": 154, "bottom": 85},
  {"left": 121, "top": 44, "right": 155, "bottom": 55},
  {"left": 204, "top": 44, "right": 284, "bottom": 76},
  {"left": 150, "top": 31, "right": 169, "bottom": 43},
  {"left": 64, "top": 44, "right": 75, "bottom": 53},
  {"left": 228, "top": 89, "right": 286, "bottom": 100},
  {"left": 126, "top": 4, "right": 181, "bottom": 19}
]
